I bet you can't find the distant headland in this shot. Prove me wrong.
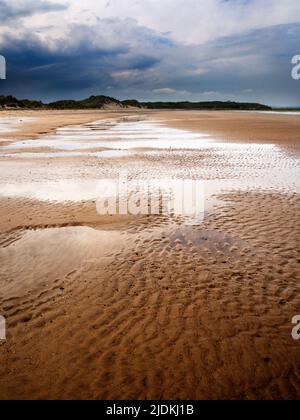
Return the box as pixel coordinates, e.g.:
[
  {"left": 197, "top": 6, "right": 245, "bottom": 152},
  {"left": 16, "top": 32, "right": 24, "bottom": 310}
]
[{"left": 0, "top": 95, "right": 273, "bottom": 111}]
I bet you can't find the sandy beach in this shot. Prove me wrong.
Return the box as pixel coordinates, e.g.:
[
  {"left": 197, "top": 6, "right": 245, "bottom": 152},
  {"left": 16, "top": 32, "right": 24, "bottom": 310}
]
[{"left": 0, "top": 109, "right": 300, "bottom": 400}]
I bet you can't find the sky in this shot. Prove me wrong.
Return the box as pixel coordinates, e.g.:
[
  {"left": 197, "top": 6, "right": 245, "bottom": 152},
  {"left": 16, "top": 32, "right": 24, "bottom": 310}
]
[{"left": 0, "top": 0, "right": 300, "bottom": 106}]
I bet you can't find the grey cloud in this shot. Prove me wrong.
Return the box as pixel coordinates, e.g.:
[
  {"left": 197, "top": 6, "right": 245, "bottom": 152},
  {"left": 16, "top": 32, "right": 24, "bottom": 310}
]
[
  {"left": 0, "top": 16, "right": 299, "bottom": 106},
  {"left": 0, "top": 0, "right": 68, "bottom": 23}
]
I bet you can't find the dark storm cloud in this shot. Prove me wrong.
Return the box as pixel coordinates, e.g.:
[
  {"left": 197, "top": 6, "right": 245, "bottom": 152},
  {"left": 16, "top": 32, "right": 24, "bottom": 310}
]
[
  {"left": 0, "top": 0, "right": 68, "bottom": 23},
  {"left": 0, "top": 12, "right": 299, "bottom": 106},
  {"left": 0, "top": 18, "right": 164, "bottom": 101}
]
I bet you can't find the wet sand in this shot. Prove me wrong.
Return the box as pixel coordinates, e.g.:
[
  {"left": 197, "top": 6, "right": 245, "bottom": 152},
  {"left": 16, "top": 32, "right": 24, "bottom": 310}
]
[
  {"left": 158, "top": 110, "right": 300, "bottom": 148},
  {"left": 0, "top": 109, "right": 138, "bottom": 142},
  {"left": 0, "top": 110, "right": 300, "bottom": 400}
]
